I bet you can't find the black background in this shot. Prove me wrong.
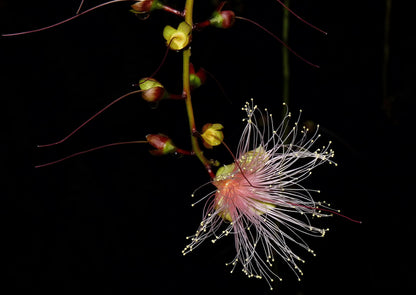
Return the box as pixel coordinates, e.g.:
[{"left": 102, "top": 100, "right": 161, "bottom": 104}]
[{"left": 2, "top": 0, "right": 415, "bottom": 294}]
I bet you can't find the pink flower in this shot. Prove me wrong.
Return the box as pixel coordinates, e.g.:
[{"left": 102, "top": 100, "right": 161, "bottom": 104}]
[{"left": 183, "top": 100, "right": 336, "bottom": 289}]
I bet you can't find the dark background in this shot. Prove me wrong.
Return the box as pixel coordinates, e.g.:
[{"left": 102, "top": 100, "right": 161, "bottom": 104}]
[{"left": 2, "top": 0, "right": 414, "bottom": 294}]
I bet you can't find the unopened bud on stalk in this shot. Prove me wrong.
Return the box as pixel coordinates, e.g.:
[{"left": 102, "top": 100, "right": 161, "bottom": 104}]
[
  {"left": 146, "top": 134, "right": 177, "bottom": 155},
  {"left": 139, "top": 78, "right": 167, "bottom": 102},
  {"left": 130, "top": 0, "right": 162, "bottom": 14},
  {"left": 190, "top": 64, "right": 207, "bottom": 89},
  {"left": 201, "top": 123, "right": 224, "bottom": 149},
  {"left": 209, "top": 10, "right": 235, "bottom": 29}
]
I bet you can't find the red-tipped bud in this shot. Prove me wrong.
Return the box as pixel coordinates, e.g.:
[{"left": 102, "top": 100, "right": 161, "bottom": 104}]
[
  {"left": 142, "top": 87, "right": 166, "bottom": 102},
  {"left": 189, "top": 64, "right": 207, "bottom": 89},
  {"left": 209, "top": 10, "right": 235, "bottom": 29},
  {"left": 131, "top": 0, "right": 162, "bottom": 14},
  {"left": 139, "top": 78, "right": 167, "bottom": 102},
  {"left": 146, "top": 134, "right": 177, "bottom": 155},
  {"left": 189, "top": 63, "right": 196, "bottom": 74}
]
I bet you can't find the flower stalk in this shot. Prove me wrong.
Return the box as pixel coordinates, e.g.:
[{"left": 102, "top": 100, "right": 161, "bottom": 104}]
[{"left": 183, "top": 0, "right": 215, "bottom": 178}]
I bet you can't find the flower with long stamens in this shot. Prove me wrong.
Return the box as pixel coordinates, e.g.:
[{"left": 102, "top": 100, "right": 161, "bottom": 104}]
[{"left": 183, "top": 100, "right": 337, "bottom": 290}]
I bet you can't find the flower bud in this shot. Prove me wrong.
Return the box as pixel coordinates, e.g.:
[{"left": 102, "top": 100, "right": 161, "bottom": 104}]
[
  {"left": 130, "top": 0, "right": 162, "bottom": 14},
  {"left": 146, "top": 134, "right": 177, "bottom": 155},
  {"left": 209, "top": 10, "right": 235, "bottom": 29},
  {"left": 201, "top": 123, "right": 224, "bottom": 149},
  {"left": 189, "top": 64, "right": 207, "bottom": 89},
  {"left": 163, "top": 22, "right": 192, "bottom": 50},
  {"left": 139, "top": 78, "right": 167, "bottom": 102}
]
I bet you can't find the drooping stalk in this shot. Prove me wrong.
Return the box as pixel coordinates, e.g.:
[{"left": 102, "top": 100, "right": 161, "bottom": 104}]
[
  {"left": 183, "top": 0, "right": 215, "bottom": 178},
  {"left": 2, "top": 0, "right": 132, "bottom": 37}
]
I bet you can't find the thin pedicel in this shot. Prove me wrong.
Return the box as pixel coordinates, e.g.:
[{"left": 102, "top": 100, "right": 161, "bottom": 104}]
[{"left": 2, "top": 0, "right": 133, "bottom": 37}]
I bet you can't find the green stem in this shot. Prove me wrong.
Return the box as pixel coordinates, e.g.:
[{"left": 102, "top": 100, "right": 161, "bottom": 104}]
[
  {"left": 183, "top": 0, "right": 214, "bottom": 178},
  {"left": 184, "top": 0, "right": 194, "bottom": 24}
]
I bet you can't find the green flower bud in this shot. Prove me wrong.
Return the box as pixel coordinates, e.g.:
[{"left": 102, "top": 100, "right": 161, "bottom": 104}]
[
  {"left": 209, "top": 10, "right": 235, "bottom": 29},
  {"left": 130, "top": 0, "right": 163, "bottom": 14},
  {"left": 146, "top": 134, "right": 177, "bottom": 155},
  {"left": 139, "top": 78, "right": 167, "bottom": 102},
  {"left": 189, "top": 64, "right": 207, "bottom": 89}
]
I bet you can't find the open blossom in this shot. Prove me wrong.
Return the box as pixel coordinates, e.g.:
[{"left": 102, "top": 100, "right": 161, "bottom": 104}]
[
  {"left": 183, "top": 100, "right": 337, "bottom": 289},
  {"left": 163, "top": 22, "right": 192, "bottom": 51}
]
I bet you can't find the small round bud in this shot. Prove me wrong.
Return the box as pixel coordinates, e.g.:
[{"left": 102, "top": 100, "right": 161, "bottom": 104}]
[
  {"left": 189, "top": 64, "right": 207, "bottom": 89},
  {"left": 130, "top": 0, "right": 162, "bottom": 14},
  {"left": 209, "top": 10, "right": 235, "bottom": 29},
  {"left": 146, "top": 134, "right": 177, "bottom": 155},
  {"left": 139, "top": 78, "right": 167, "bottom": 102}
]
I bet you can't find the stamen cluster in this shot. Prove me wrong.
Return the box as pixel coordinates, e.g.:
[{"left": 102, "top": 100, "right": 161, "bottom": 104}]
[{"left": 183, "top": 100, "right": 336, "bottom": 289}]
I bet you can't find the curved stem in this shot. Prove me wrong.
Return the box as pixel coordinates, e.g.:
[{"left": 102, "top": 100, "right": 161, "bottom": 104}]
[
  {"left": 183, "top": 0, "right": 214, "bottom": 178},
  {"left": 35, "top": 140, "right": 147, "bottom": 168},
  {"left": 37, "top": 90, "right": 143, "bottom": 148},
  {"left": 274, "top": 0, "right": 327, "bottom": 35},
  {"left": 235, "top": 16, "right": 319, "bottom": 68},
  {"left": 2, "top": 0, "right": 132, "bottom": 37}
]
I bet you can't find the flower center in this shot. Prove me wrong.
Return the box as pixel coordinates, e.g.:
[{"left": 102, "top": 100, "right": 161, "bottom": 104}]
[
  {"left": 214, "top": 176, "right": 242, "bottom": 222},
  {"left": 214, "top": 171, "right": 275, "bottom": 222}
]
